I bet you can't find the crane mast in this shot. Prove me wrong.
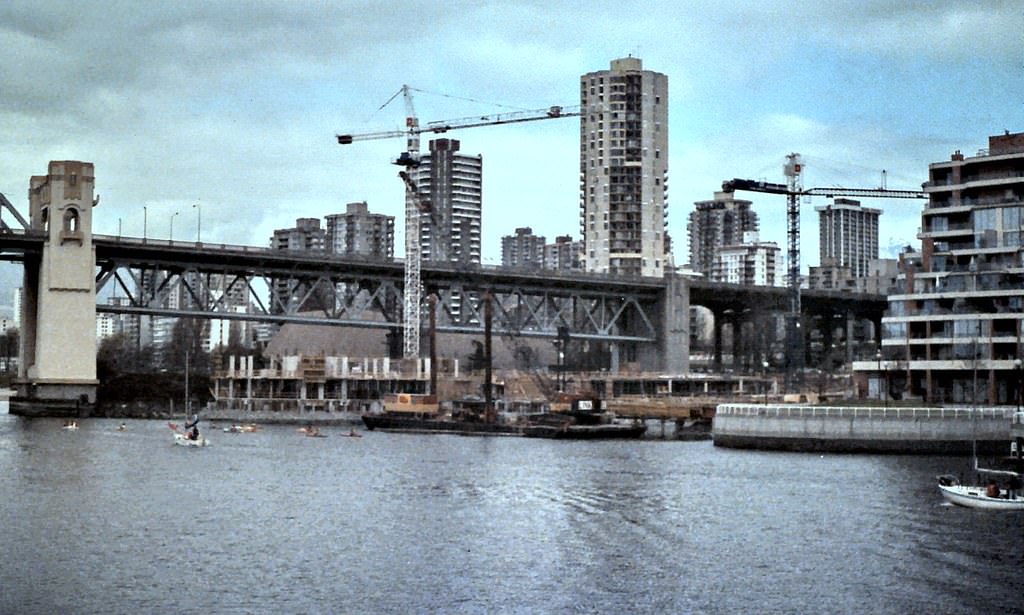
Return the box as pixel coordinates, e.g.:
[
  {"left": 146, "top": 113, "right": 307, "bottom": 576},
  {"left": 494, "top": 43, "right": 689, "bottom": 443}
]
[
  {"left": 338, "top": 85, "right": 580, "bottom": 358},
  {"left": 721, "top": 156, "right": 927, "bottom": 389},
  {"left": 399, "top": 86, "right": 422, "bottom": 359},
  {"left": 783, "top": 154, "right": 803, "bottom": 380}
]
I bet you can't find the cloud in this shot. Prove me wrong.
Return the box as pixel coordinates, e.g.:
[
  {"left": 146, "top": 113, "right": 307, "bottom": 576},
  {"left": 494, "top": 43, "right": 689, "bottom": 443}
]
[{"left": 0, "top": 0, "right": 1019, "bottom": 279}]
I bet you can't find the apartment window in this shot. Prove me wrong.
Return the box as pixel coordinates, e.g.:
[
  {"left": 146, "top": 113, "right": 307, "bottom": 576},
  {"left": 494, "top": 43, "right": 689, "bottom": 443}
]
[
  {"left": 974, "top": 208, "right": 996, "bottom": 232},
  {"left": 1003, "top": 206, "right": 1021, "bottom": 229}
]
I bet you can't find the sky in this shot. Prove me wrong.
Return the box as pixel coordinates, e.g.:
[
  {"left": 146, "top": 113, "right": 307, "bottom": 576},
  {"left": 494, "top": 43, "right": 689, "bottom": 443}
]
[{"left": 0, "top": 0, "right": 1021, "bottom": 301}]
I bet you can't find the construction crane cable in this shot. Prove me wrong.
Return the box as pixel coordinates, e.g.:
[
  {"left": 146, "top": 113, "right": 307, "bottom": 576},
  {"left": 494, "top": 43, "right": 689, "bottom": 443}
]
[
  {"left": 405, "top": 86, "right": 535, "bottom": 112},
  {"left": 337, "top": 84, "right": 579, "bottom": 359}
]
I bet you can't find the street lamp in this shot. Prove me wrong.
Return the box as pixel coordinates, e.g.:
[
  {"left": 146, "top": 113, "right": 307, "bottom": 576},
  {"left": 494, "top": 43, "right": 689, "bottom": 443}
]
[
  {"left": 876, "top": 351, "right": 883, "bottom": 404},
  {"left": 170, "top": 211, "right": 180, "bottom": 242},
  {"left": 762, "top": 360, "right": 770, "bottom": 405},
  {"left": 193, "top": 202, "right": 201, "bottom": 242},
  {"left": 143, "top": 206, "right": 147, "bottom": 242},
  {"left": 1015, "top": 358, "right": 1022, "bottom": 413}
]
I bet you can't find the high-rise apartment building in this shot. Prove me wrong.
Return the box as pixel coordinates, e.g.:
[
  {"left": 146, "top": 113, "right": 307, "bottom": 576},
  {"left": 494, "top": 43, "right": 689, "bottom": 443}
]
[
  {"left": 97, "top": 295, "right": 139, "bottom": 343},
  {"left": 544, "top": 235, "right": 583, "bottom": 272},
  {"left": 866, "top": 130, "right": 1024, "bottom": 405},
  {"left": 501, "top": 227, "right": 545, "bottom": 269},
  {"left": 815, "top": 198, "right": 880, "bottom": 279},
  {"left": 711, "top": 231, "right": 782, "bottom": 286},
  {"left": 270, "top": 218, "right": 327, "bottom": 312},
  {"left": 271, "top": 218, "right": 325, "bottom": 252},
  {"left": 687, "top": 191, "right": 759, "bottom": 277},
  {"left": 580, "top": 57, "right": 669, "bottom": 277},
  {"left": 410, "top": 138, "right": 482, "bottom": 265},
  {"left": 325, "top": 201, "right": 394, "bottom": 260}
]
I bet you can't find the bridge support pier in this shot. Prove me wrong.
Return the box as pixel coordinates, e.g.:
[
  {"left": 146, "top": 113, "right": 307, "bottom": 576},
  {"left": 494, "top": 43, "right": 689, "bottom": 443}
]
[
  {"left": 12, "top": 161, "right": 99, "bottom": 416},
  {"left": 638, "top": 273, "right": 690, "bottom": 374}
]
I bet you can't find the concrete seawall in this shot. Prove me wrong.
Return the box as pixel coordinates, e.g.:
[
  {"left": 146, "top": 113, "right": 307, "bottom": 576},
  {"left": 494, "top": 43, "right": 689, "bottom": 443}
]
[{"left": 712, "top": 404, "right": 1018, "bottom": 454}]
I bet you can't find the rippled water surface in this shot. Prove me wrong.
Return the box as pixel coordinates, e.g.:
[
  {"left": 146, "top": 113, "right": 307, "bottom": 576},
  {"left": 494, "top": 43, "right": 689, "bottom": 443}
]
[{"left": 2, "top": 414, "right": 1022, "bottom": 614}]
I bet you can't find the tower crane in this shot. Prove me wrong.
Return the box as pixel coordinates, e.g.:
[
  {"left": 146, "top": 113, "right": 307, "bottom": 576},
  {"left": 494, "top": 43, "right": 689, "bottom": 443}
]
[
  {"left": 721, "top": 154, "right": 927, "bottom": 383},
  {"left": 337, "top": 85, "right": 581, "bottom": 358}
]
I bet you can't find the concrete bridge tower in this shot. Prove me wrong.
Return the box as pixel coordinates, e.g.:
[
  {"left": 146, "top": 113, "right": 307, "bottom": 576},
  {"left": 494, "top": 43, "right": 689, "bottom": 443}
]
[{"left": 14, "top": 161, "right": 98, "bottom": 414}]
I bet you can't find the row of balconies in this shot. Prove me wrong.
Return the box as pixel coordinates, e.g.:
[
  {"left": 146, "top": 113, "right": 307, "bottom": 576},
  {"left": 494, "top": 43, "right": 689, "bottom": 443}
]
[
  {"left": 924, "top": 169, "right": 1024, "bottom": 189},
  {"left": 926, "top": 193, "right": 1023, "bottom": 211}
]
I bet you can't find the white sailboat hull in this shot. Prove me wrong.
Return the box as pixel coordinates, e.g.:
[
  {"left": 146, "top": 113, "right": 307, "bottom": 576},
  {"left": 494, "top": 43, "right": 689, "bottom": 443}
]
[
  {"left": 173, "top": 433, "right": 210, "bottom": 447},
  {"left": 938, "top": 484, "right": 1024, "bottom": 510}
]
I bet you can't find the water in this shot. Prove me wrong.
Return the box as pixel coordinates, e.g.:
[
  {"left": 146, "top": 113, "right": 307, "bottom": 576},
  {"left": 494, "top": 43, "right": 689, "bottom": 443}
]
[{"left": 1, "top": 414, "right": 1022, "bottom": 615}]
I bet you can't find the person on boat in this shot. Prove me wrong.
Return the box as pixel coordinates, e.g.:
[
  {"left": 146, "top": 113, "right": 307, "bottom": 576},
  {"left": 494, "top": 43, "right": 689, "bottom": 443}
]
[
  {"left": 118, "top": 422, "right": 127, "bottom": 431},
  {"left": 1007, "top": 475, "right": 1022, "bottom": 499},
  {"left": 985, "top": 480, "right": 1000, "bottom": 498},
  {"left": 184, "top": 414, "right": 200, "bottom": 441}
]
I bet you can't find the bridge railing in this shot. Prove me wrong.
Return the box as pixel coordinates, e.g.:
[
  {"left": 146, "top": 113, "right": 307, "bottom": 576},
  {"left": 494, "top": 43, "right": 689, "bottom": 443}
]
[{"left": 91, "top": 234, "right": 669, "bottom": 288}]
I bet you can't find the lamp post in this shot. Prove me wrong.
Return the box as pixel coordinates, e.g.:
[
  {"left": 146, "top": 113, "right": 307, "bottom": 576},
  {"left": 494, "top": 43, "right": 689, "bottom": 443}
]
[
  {"left": 193, "top": 202, "right": 201, "bottom": 242},
  {"left": 558, "top": 349, "right": 565, "bottom": 393},
  {"left": 1015, "top": 358, "right": 1022, "bottom": 413},
  {"left": 876, "top": 350, "right": 883, "bottom": 404},
  {"left": 1014, "top": 358, "right": 1023, "bottom": 464},
  {"left": 143, "top": 206, "right": 147, "bottom": 243},
  {"left": 170, "top": 211, "right": 180, "bottom": 242},
  {"left": 762, "top": 360, "right": 770, "bottom": 405}
]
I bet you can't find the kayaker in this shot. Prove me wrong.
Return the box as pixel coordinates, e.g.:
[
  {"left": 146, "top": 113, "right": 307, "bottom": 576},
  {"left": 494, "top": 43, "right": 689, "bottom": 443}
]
[{"left": 184, "top": 414, "right": 200, "bottom": 441}]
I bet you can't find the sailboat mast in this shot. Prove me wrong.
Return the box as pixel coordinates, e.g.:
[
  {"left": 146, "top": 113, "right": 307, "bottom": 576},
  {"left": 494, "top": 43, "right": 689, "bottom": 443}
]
[
  {"left": 484, "top": 291, "right": 494, "bottom": 423},
  {"left": 185, "top": 350, "right": 190, "bottom": 416}
]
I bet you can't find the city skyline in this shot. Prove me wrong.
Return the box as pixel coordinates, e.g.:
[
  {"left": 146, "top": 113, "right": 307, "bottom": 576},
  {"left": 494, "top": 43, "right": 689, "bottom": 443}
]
[{"left": 1, "top": 2, "right": 1020, "bottom": 292}]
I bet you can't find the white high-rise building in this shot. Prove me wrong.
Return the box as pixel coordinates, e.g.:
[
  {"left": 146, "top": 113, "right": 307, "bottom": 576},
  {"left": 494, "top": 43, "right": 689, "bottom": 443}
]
[
  {"left": 711, "top": 231, "right": 782, "bottom": 286},
  {"left": 815, "top": 198, "right": 881, "bottom": 278},
  {"left": 580, "top": 57, "right": 669, "bottom": 277},
  {"left": 13, "top": 287, "right": 22, "bottom": 329}
]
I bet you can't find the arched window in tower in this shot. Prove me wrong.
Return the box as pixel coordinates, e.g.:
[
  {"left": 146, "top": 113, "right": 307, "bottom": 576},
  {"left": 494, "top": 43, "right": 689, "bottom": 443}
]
[
  {"left": 60, "top": 207, "right": 83, "bottom": 244},
  {"left": 41, "top": 207, "right": 49, "bottom": 233},
  {"left": 63, "top": 208, "right": 79, "bottom": 233}
]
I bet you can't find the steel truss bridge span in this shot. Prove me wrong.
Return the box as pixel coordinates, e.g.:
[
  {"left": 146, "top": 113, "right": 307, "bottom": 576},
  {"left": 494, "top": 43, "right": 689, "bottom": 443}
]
[
  {"left": 0, "top": 231, "right": 887, "bottom": 360},
  {"left": 77, "top": 235, "right": 665, "bottom": 344}
]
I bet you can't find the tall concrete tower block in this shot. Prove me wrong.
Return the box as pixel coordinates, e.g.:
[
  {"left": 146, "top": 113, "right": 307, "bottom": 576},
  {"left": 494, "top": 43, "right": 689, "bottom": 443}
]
[
  {"left": 16, "top": 161, "right": 99, "bottom": 412},
  {"left": 580, "top": 57, "right": 669, "bottom": 277}
]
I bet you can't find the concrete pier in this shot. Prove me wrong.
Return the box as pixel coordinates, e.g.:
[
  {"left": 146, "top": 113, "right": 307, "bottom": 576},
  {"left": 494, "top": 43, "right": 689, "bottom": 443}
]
[{"left": 713, "top": 404, "right": 1018, "bottom": 454}]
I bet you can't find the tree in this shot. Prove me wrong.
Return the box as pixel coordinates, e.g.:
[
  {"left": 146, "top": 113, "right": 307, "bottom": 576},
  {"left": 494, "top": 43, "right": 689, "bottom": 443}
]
[
  {"left": 97, "top": 332, "right": 154, "bottom": 376},
  {"left": 164, "top": 318, "right": 211, "bottom": 374}
]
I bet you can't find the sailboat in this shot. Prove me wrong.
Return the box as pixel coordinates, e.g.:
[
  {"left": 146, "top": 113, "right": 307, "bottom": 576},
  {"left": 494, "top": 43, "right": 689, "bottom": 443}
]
[
  {"left": 171, "top": 350, "right": 209, "bottom": 447},
  {"left": 938, "top": 424, "right": 1024, "bottom": 510}
]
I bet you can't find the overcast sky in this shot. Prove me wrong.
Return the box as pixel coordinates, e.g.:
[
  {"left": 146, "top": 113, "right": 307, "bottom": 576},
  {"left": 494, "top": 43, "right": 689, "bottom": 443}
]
[{"left": 1, "top": 1, "right": 1021, "bottom": 299}]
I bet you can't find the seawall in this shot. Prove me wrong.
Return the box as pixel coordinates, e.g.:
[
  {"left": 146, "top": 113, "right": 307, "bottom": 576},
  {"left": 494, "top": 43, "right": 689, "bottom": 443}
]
[{"left": 712, "top": 404, "right": 1018, "bottom": 454}]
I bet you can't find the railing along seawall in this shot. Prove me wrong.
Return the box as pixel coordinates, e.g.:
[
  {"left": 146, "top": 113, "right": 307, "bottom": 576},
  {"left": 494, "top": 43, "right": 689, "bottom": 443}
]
[{"left": 712, "top": 404, "right": 1018, "bottom": 454}]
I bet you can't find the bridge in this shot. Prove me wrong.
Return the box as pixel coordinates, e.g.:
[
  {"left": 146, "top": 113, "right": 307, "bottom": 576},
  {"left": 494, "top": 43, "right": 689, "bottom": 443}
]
[{"left": 1, "top": 161, "right": 885, "bottom": 411}]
